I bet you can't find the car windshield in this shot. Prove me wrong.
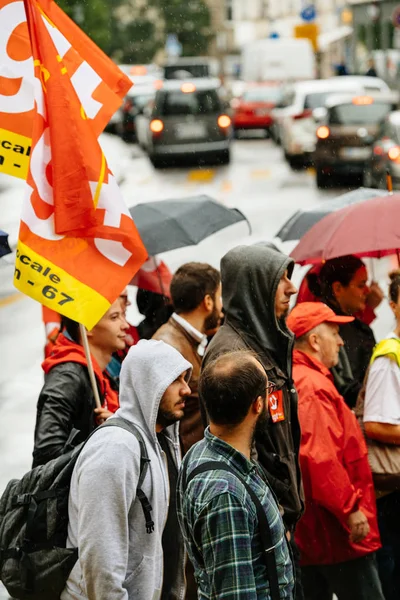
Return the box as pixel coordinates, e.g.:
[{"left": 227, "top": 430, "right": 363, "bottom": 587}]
[
  {"left": 304, "top": 91, "right": 339, "bottom": 110},
  {"left": 159, "top": 90, "right": 221, "bottom": 116},
  {"left": 242, "top": 88, "right": 282, "bottom": 103},
  {"left": 164, "top": 65, "right": 209, "bottom": 79},
  {"left": 328, "top": 102, "right": 392, "bottom": 125},
  {"left": 132, "top": 94, "right": 154, "bottom": 109},
  {"left": 392, "top": 124, "right": 400, "bottom": 143}
]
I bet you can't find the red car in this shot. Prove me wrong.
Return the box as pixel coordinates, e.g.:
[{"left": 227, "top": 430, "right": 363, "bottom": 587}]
[{"left": 232, "top": 83, "right": 282, "bottom": 134}]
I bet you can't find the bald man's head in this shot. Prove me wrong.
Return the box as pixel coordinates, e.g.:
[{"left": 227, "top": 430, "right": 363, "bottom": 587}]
[{"left": 199, "top": 351, "right": 267, "bottom": 426}]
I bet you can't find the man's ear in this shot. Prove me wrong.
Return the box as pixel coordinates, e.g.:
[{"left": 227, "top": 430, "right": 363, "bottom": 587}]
[
  {"left": 253, "top": 395, "right": 264, "bottom": 415},
  {"left": 85, "top": 327, "right": 93, "bottom": 339},
  {"left": 203, "top": 294, "right": 213, "bottom": 312},
  {"left": 308, "top": 332, "right": 319, "bottom": 353}
]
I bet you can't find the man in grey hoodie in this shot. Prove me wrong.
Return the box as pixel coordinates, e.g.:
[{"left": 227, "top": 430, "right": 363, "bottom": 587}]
[{"left": 61, "top": 339, "right": 192, "bottom": 600}]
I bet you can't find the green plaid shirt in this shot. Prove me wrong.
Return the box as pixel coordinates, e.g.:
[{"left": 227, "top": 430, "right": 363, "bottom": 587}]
[{"left": 177, "top": 428, "right": 294, "bottom": 599}]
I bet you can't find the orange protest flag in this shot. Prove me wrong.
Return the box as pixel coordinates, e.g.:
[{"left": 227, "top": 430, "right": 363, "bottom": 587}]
[
  {"left": 14, "top": 0, "right": 147, "bottom": 330},
  {"left": 0, "top": 0, "right": 132, "bottom": 179}
]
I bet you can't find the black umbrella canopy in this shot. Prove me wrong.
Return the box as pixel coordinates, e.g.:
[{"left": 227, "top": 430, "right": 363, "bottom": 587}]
[
  {"left": 0, "top": 230, "right": 11, "bottom": 258},
  {"left": 130, "top": 195, "right": 250, "bottom": 256},
  {"left": 276, "top": 188, "right": 390, "bottom": 242}
]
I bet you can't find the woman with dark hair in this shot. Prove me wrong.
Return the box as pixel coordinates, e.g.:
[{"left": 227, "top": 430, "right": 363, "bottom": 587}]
[
  {"left": 33, "top": 300, "right": 127, "bottom": 467},
  {"left": 136, "top": 289, "right": 173, "bottom": 340},
  {"left": 307, "top": 255, "right": 376, "bottom": 407},
  {"left": 360, "top": 270, "right": 400, "bottom": 600}
]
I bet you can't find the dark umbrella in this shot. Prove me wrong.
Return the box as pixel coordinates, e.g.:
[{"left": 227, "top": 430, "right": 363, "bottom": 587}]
[
  {"left": 129, "top": 195, "right": 250, "bottom": 256},
  {"left": 0, "top": 230, "right": 12, "bottom": 258},
  {"left": 276, "top": 188, "right": 390, "bottom": 242}
]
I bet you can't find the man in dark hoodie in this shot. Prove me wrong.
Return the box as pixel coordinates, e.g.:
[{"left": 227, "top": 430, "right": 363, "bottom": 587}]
[{"left": 203, "top": 243, "right": 304, "bottom": 597}]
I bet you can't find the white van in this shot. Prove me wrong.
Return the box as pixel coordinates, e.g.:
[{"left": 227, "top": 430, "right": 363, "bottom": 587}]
[{"left": 241, "top": 38, "right": 316, "bottom": 83}]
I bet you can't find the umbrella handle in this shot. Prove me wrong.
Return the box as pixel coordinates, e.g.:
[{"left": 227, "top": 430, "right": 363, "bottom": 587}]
[{"left": 386, "top": 169, "right": 393, "bottom": 195}]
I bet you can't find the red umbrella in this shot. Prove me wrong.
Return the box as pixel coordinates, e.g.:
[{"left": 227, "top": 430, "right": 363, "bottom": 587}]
[
  {"left": 290, "top": 193, "right": 400, "bottom": 265},
  {"left": 130, "top": 257, "right": 172, "bottom": 297}
]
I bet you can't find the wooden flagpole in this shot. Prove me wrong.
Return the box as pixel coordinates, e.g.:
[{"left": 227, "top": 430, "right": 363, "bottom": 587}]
[{"left": 79, "top": 323, "right": 102, "bottom": 409}]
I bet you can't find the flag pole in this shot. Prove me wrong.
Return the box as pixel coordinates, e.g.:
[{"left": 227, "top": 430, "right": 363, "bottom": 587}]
[{"left": 79, "top": 323, "right": 102, "bottom": 409}]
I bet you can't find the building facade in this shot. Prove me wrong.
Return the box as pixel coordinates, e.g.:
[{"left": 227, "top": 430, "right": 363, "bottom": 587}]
[
  {"left": 349, "top": 0, "right": 400, "bottom": 83},
  {"left": 206, "top": 0, "right": 354, "bottom": 77}
]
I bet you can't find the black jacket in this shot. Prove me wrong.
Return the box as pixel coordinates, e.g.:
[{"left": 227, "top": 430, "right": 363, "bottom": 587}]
[
  {"left": 32, "top": 363, "right": 99, "bottom": 468},
  {"left": 329, "top": 302, "right": 376, "bottom": 408},
  {"left": 204, "top": 244, "right": 304, "bottom": 530}
]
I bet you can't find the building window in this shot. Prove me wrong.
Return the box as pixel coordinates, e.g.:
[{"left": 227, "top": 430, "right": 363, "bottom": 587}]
[{"left": 226, "top": 0, "right": 233, "bottom": 21}]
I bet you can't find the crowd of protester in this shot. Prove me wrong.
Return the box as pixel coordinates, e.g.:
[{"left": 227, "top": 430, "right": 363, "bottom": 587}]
[{"left": 23, "top": 246, "right": 400, "bottom": 599}]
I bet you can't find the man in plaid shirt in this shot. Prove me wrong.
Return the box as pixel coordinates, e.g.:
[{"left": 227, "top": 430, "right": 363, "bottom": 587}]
[{"left": 177, "top": 351, "right": 294, "bottom": 599}]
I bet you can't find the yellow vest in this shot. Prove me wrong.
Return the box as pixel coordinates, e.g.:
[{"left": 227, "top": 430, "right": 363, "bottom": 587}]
[{"left": 370, "top": 337, "right": 400, "bottom": 368}]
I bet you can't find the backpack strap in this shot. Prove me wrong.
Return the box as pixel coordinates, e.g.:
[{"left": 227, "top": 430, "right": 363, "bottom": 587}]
[
  {"left": 97, "top": 418, "right": 154, "bottom": 533},
  {"left": 184, "top": 460, "right": 282, "bottom": 600}
]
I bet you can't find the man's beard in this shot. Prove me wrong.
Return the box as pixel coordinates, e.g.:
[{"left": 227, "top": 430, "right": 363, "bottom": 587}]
[
  {"left": 281, "top": 301, "right": 291, "bottom": 319},
  {"left": 282, "top": 307, "right": 290, "bottom": 318},
  {"left": 204, "top": 305, "right": 221, "bottom": 331},
  {"left": 251, "top": 402, "right": 269, "bottom": 446},
  {"left": 157, "top": 403, "right": 185, "bottom": 429}
]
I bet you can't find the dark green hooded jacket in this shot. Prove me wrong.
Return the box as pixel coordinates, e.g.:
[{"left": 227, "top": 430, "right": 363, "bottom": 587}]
[{"left": 204, "top": 244, "right": 304, "bottom": 529}]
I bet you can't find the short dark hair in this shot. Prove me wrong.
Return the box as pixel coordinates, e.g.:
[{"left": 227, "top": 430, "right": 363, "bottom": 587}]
[
  {"left": 170, "top": 262, "right": 220, "bottom": 313},
  {"left": 199, "top": 351, "right": 267, "bottom": 426},
  {"left": 61, "top": 317, "right": 81, "bottom": 344},
  {"left": 136, "top": 289, "right": 169, "bottom": 318},
  {"left": 389, "top": 269, "right": 400, "bottom": 303}
]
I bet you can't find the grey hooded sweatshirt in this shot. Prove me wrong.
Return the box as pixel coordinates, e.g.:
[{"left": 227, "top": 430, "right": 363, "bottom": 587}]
[
  {"left": 204, "top": 244, "right": 304, "bottom": 530},
  {"left": 61, "top": 339, "right": 192, "bottom": 600}
]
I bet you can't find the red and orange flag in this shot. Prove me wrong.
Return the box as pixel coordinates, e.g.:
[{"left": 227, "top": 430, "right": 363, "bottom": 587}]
[
  {"left": 0, "top": 0, "right": 131, "bottom": 178},
  {"left": 6, "top": 0, "right": 147, "bottom": 328}
]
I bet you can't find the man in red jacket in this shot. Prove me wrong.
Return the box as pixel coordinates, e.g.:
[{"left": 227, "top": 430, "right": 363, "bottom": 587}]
[{"left": 287, "top": 302, "right": 384, "bottom": 600}]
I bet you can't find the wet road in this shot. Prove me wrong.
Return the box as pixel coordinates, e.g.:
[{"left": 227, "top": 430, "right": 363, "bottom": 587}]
[{"left": 0, "top": 132, "right": 369, "bottom": 598}]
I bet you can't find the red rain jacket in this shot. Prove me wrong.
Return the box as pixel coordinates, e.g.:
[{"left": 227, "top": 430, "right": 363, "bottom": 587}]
[{"left": 293, "top": 350, "right": 380, "bottom": 565}]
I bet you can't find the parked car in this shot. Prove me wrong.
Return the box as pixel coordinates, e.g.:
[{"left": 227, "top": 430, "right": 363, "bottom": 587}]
[
  {"left": 116, "top": 85, "right": 156, "bottom": 142},
  {"left": 105, "top": 107, "right": 123, "bottom": 134},
  {"left": 364, "top": 110, "right": 400, "bottom": 189},
  {"left": 314, "top": 92, "right": 398, "bottom": 187},
  {"left": 163, "top": 57, "right": 220, "bottom": 80},
  {"left": 118, "top": 63, "right": 163, "bottom": 82},
  {"left": 271, "top": 76, "right": 390, "bottom": 168},
  {"left": 136, "top": 79, "right": 232, "bottom": 168},
  {"left": 231, "top": 82, "right": 283, "bottom": 136}
]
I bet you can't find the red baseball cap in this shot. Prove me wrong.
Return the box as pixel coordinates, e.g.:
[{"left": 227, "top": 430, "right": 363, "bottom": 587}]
[{"left": 287, "top": 302, "right": 354, "bottom": 338}]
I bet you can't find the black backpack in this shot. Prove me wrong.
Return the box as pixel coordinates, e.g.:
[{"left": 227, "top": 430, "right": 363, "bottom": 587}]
[{"left": 0, "top": 417, "right": 153, "bottom": 600}]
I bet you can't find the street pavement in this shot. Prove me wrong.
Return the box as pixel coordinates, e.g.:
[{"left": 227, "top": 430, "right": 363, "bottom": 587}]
[{"left": 0, "top": 132, "right": 388, "bottom": 598}]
